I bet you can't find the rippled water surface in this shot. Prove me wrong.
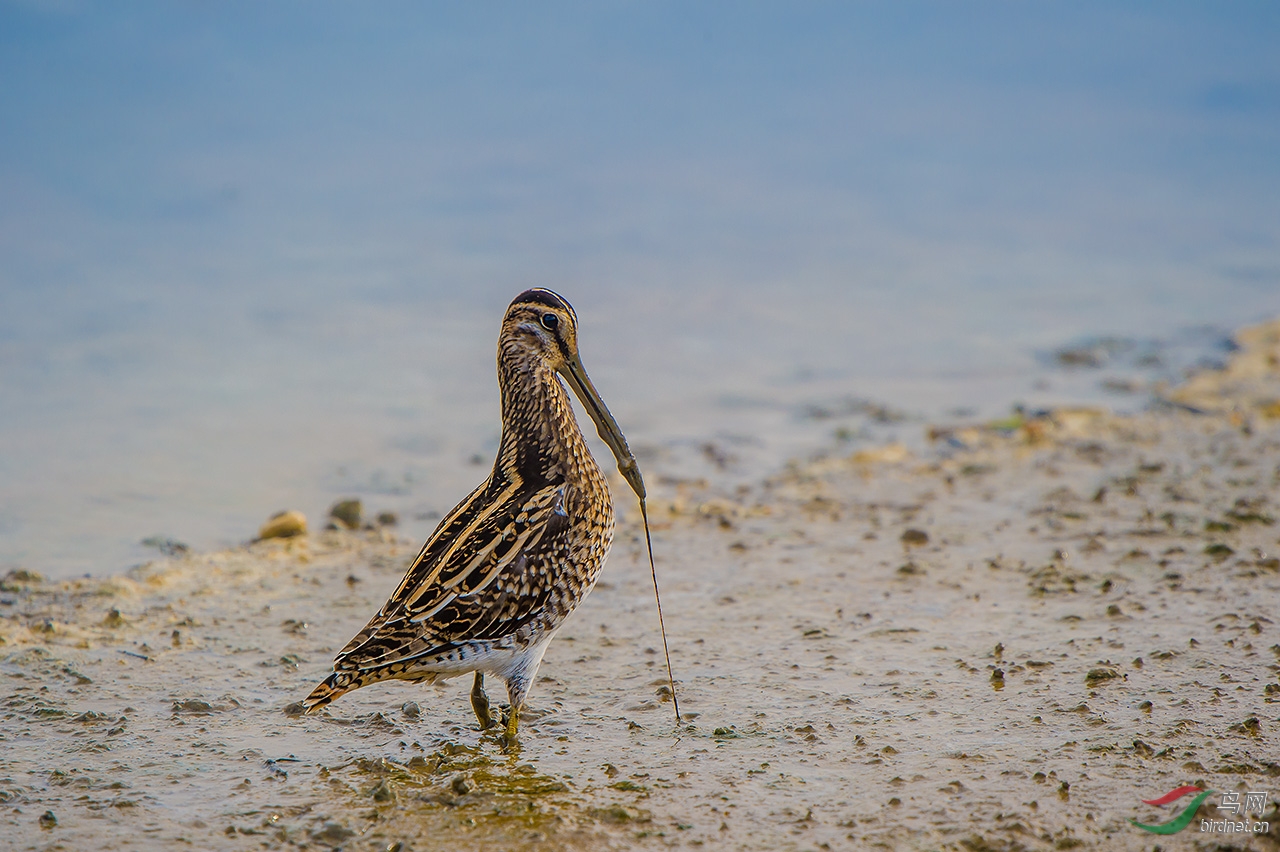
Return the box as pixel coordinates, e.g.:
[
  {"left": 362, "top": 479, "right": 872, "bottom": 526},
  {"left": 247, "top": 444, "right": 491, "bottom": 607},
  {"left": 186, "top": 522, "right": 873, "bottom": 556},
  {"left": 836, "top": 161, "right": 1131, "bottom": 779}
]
[{"left": 1, "top": 3, "right": 1277, "bottom": 578}]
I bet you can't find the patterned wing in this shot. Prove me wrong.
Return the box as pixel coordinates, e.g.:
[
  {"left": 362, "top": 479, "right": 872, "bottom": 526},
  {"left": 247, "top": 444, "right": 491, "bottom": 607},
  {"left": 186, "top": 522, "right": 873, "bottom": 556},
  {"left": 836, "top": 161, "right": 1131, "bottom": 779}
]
[
  {"left": 327, "top": 478, "right": 491, "bottom": 661},
  {"left": 333, "top": 479, "right": 573, "bottom": 673}
]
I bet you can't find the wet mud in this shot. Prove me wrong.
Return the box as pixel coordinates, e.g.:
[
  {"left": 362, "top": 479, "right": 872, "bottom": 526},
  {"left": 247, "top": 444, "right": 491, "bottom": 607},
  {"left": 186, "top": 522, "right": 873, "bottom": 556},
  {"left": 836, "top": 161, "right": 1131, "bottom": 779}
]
[{"left": 5, "top": 320, "right": 1280, "bottom": 851}]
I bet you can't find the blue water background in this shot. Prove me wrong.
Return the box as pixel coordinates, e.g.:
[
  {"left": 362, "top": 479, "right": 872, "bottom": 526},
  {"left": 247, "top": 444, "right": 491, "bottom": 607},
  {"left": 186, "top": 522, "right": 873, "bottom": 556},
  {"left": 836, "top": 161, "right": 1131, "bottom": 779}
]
[{"left": 1, "top": 2, "right": 1277, "bottom": 577}]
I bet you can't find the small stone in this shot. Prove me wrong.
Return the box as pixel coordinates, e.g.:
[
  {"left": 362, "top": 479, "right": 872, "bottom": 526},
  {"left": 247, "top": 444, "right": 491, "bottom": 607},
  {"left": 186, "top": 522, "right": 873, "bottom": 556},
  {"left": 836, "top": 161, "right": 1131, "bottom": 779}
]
[
  {"left": 0, "top": 569, "right": 42, "bottom": 592},
  {"left": 172, "top": 698, "right": 214, "bottom": 714},
  {"left": 376, "top": 511, "right": 399, "bottom": 527},
  {"left": 900, "top": 528, "right": 929, "bottom": 547},
  {"left": 371, "top": 779, "right": 394, "bottom": 802},
  {"left": 593, "top": 805, "right": 636, "bottom": 824},
  {"left": 328, "top": 499, "right": 363, "bottom": 530},
  {"left": 258, "top": 510, "right": 307, "bottom": 540},
  {"left": 39, "top": 810, "right": 56, "bottom": 829},
  {"left": 451, "top": 774, "right": 475, "bottom": 795},
  {"left": 1085, "top": 668, "right": 1121, "bottom": 687},
  {"left": 311, "top": 823, "right": 355, "bottom": 844},
  {"left": 401, "top": 701, "right": 420, "bottom": 719},
  {"left": 610, "top": 780, "right": 646, "bottom": 792},
  {"left": 1232, "top": 717, "right": 1262, "bottom": 737},
  {"left": 140, "top": 536, "right": 189, "bottom": 556},
  {"left": 851, "top": 442, "right": 909, "bottom": 465}
]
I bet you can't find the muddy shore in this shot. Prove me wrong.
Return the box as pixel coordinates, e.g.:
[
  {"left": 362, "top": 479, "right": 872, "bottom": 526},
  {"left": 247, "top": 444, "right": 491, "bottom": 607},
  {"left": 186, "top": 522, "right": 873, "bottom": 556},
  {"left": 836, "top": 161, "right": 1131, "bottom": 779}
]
[{"left": 4, "top": 320, "right": 1280, "bottom": 851}]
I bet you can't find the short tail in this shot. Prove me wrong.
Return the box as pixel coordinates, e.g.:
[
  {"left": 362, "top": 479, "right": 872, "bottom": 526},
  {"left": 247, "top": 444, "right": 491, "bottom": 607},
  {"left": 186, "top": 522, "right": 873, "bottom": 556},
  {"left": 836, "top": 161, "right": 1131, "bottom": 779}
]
[
  {"left": 298, "top": 666, "right": 437, "bottom": 714},
  {"left": 301, "top": 671, "right": 354, "bottom": 713}
]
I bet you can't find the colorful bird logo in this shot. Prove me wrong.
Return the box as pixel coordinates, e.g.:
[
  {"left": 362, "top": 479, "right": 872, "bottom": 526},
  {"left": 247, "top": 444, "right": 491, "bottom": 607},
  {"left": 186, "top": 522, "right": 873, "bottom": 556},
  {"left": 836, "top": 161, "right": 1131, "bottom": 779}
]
[{"left": 1130, "top": 786, "right": 1213, "bottom": 835}]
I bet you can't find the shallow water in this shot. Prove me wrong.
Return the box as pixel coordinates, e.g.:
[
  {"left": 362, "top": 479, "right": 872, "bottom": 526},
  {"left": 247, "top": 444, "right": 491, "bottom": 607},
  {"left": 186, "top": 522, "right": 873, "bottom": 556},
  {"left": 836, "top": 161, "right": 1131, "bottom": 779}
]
[{"left": 1, "top": 3, "right": 1278, "bottom": 579}]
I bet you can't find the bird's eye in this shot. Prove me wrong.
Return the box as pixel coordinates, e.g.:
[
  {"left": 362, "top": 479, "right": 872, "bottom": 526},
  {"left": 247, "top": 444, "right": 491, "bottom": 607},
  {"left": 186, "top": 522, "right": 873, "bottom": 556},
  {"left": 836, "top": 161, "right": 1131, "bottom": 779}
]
[{"left": 540, "top": 313, "right": 559, "bottom": 331}]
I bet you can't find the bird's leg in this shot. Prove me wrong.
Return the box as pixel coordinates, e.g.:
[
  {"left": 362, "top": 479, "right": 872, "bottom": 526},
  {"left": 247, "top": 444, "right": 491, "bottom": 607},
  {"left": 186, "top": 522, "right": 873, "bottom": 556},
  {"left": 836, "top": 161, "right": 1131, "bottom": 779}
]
[
  {"left": 499, "top": 673, "right": 530, "bottom": 751},
  {"left": 500, "top": 701, "right": 522, "bottom": 751},
  {"left": 470, "top": 672, "right": 496, "bottom": 730}
]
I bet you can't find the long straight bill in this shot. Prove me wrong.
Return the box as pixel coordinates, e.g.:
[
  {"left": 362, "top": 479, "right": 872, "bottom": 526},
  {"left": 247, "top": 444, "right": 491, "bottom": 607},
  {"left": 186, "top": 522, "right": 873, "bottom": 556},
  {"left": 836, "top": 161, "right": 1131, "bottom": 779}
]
[
  {"left": 559, "top": 353, "right": 681, "bottom": 724},
  {"left": 559, "top": 353, "right": 645, "bottom": 499}
]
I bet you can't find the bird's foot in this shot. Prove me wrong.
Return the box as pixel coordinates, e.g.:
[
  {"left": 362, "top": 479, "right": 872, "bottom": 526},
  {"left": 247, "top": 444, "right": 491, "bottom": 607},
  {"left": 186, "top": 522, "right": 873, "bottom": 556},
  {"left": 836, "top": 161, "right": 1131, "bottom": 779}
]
[
  {"left": 470, "top": 672, "right": 497, "bottom": 730},
  {"left": 498, "top": 727, "right": 521, "bottom": 753},
  {"left": 498, "top": 704, "right": 522, "bottom": 753}
]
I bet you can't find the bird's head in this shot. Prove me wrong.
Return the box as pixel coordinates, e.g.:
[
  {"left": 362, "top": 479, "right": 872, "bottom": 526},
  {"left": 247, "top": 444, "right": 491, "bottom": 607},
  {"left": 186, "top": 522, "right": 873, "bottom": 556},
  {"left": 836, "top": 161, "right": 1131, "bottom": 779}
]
[
  {"left": 501, "top": 288, "right": 645, "bottom": 501},
  {"left": 502, "top": 287, "right": 580, "bottom": 372}
]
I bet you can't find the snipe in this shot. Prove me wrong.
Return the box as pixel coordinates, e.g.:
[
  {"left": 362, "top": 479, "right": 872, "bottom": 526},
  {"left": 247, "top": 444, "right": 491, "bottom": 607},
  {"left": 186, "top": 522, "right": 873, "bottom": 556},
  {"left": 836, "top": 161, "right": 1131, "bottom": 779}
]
[{"left": 300, "top": 288, "right": 649, "bottom": 746}]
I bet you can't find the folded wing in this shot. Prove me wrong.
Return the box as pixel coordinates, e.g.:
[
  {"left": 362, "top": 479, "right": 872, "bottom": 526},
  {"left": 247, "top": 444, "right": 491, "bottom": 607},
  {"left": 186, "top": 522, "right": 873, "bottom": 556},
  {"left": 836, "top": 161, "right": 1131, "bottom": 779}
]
[{"left": 332, "top": 478, "right": 573, "bottom": 674}]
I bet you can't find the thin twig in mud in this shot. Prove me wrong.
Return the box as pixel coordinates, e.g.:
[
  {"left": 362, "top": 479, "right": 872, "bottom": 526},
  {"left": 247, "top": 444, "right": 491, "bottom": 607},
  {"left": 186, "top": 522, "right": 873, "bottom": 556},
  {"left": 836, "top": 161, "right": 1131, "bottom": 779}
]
[{"left": 641, "top": 499, "right": 680, "bottom": 724}]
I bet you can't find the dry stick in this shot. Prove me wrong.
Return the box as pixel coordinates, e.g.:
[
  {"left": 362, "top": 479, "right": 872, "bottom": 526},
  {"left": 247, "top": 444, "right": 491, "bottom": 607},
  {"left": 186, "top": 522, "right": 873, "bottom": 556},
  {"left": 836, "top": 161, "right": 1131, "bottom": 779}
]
[{"left": 639, "top": 499, "right": 680, "bottom": 724}]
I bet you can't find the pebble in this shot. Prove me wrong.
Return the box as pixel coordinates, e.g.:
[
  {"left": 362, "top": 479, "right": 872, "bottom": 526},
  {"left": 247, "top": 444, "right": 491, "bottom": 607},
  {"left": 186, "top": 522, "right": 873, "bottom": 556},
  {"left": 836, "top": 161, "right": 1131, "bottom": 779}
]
[
  {"left": 851, "top": 442, "right": 909, "bottom": 465},
  {"left": 258, "top": 510, "right": 307, "bottom": 540},
  {"left": 328, "top": 499, "right": 362, "bottom": 529},
  {"left": 900, "top": 528, "right": 929, "bottom": 547}
]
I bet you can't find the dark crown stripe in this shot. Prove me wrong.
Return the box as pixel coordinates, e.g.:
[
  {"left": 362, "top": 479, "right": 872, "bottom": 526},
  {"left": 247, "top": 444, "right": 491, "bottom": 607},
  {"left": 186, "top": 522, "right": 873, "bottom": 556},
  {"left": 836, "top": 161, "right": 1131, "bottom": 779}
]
[{"left": 510, "top": 288, "right": 577, "bottom": 322}]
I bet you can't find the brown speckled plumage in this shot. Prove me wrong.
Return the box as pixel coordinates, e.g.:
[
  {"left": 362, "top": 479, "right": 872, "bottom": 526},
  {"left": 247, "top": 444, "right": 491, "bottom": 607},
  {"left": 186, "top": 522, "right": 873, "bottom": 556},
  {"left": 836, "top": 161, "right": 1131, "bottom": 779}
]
[{"left": 301, "top": 289, "right": 639, "bottom": 745}]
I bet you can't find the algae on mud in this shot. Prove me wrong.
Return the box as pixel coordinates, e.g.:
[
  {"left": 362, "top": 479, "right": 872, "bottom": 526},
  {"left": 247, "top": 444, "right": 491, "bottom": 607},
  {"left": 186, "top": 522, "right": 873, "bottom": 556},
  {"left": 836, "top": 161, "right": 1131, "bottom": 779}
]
[{"left": 4, "top": 319, "right": 1280, "bottom": 851}]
